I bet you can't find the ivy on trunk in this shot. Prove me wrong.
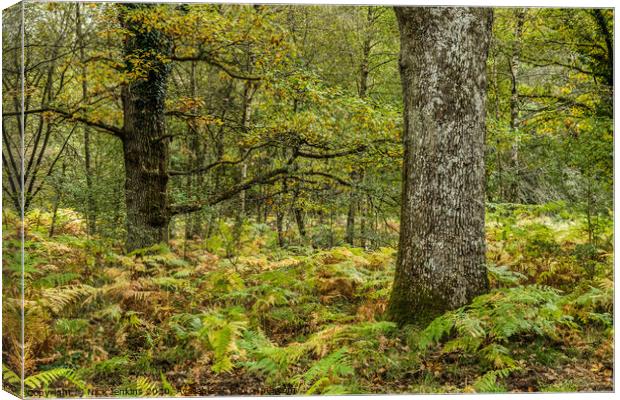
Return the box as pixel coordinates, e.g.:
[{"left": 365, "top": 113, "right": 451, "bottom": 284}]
[{"left": 119, "top": 4, "right": 173, "bottom": 252}]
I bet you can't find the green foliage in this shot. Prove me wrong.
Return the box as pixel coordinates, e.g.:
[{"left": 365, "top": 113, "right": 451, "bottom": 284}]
[
  {"left": 3, "top": 179, "right": 612, "bottom": 397},
  {"left": 54, "top": 319, "right": 90, "bottom": 336},
  {"left": 205, "top": 270, "right": 246, "bottom": 297},
  {"left": 87, "top": 357, "right": 131, "bottom": 379},
  {"left": 159, "top": 372, "right": 176, "bottom": 396},
  {"left": 540, "top": 380, "right": 579, "bottom": 392},
  {"left": 562, "top": 278, "right": 613, "bottom": 326},
  {"left": 416, "top": 285, "right": 589, "bottom": 391},
  {"left": 36, "top": 272, "right": 82, "bottom": 288},
  {"left": 135, "top": 377, "right": 159, "bottom": 397},
  {"left": 240, "top": 330, "right": 307, "bottom": 383},
  {"left": 2, "top": 364, "right": 21, "bottom": 386},
  {"left": 488, "top": 9, "right": 612, "bottom": 210},
  {"left": 420, "top": 286, "right": 578, "bottom": 350},
  {"left": 487, "top": 264, "right": 526, "bottom": 287},
  {"left": 128, "top": 243, "right": 171, "bottom": 257},
  {"left": 473, "top": 367, "right": 519, "bottom": 392},
  {"left": 198, "top": 308, "right": 248, "bottom": 373},
  {"left": 294, "top": 348, "right": 354, "bottom": 394},
  {"left": 24, "top": 368, "right": 88, "bottom": 396}
]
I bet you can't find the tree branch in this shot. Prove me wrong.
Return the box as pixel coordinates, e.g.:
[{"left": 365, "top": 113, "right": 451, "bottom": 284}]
[
  {"left": 295, "top": 170, "right": 352, "bottom": 187},
  {"left": 171, "top": 53, "right": 261, "bottom": 81},
  {"left": 297, "top": 144, "right": 368, "bottom": 159},
  {"left": 169, "top": 166, "right": 290, "bottom": 215},
  {"left": 2, "top": 107, "right": 124, "bottom": 139},
  {"left": 519, "top": 93, "right": 595, "bottom": 113},
  {"left": 169, "top": 143, "right": 270, "bottom": 176}
]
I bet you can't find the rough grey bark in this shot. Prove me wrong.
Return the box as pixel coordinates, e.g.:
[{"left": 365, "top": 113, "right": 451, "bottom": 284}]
[
  {"left": 387, "top": 7, "right": 493, "bottom": 325},
  {"left": 119, "top": 4, "right": 173, "bottom": 252}
]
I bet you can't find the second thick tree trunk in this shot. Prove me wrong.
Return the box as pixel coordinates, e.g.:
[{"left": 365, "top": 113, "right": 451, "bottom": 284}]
[
  {"left": 120, "top": 4, "right": 172, "bottom": 252},
  {"left": 387, "top": 7, "right": 493, "bottom": 325}
]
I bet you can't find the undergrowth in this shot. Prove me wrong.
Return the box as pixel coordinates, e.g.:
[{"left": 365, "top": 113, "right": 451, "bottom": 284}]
[{"left": 2, "top": 203, "right": 613, "bottom": 396}]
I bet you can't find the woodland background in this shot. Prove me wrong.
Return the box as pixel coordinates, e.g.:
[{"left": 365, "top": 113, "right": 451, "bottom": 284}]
[{"left": 1, "top": 3, "right": 614, "bottom": 396}]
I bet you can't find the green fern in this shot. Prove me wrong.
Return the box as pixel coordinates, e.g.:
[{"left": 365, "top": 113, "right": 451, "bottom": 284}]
[
  {"left": 135, "top": 376, "right": 159, "bottom": 397},
  {"left": 418, "top": 314, "right": 455, "bottom": 350},
  {"left": 487, "top": 264, "right": 526, "bottom": 286},
  {"left": 23, "top": 368, "right": 88, "bottom": 395},
  {"left": 417, "top": 285, "right": 581, "bottom": 393},
  {"left": 480, "top": 344, "right": 517, "bottom": 369},
  {"left": 321, "top": 383, "right": 360, "bottom": 394},
  {"left": 86, "top": 356, "right": 131, "bottom": 378},
  {"left": 293, "top": 347, "right": 354, "bottom": 393},
  {"left": 2, "top": 364, "right": 21, "bottom": 386},
  {"left": 160, "top": 372, "right": 177, "bottom": 396},
  {"left": 128, "top": 243, "right": 170, "bottom": 257},
  {"left": 473, "top": 367, "right": 520, "bottom": 392},
  {"left": 250, "top": 285, "right": 295, "bottom": 313},
  {"left": 168, "top": 313, "right": 202, "bottom": 341},
  {"left": 24, "top": 368, "right": 72, "bottom": 389},
  {"left": 305, "top": 377, "right": 331, "bottom": 395},
  {"left": 205, "top": 270, "right": 246, "bottom": 296},
  {"left": 151, "top": 276, "right": 194, "bottom": 293},
  {"left": 563, "top": 281, "right": 613, "bottom": 325},
  {"left": 241, "top": 321, "right": 395, "bottom": 389},
  {"left": 442, "top": 335, "right": 483, "bottom": 354},
  {"left": 35, "top": 272, "right": 81, "bottom": 288},
  {"left": 420, "top": 286, "right": 578, "bottom": 351},
  {"left": 240, "top": 329, "right": 306, "bottom": 382},
  {"left": 198, "top": 308, "right": 248, "bottom": 372},
  {"left": 53, "top": 318, "right": 89, "bottom": 336}
]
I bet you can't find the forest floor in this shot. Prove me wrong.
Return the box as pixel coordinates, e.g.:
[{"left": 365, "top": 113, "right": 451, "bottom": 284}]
[{"left": 2, "top": 202, "right": 613, "bottom": 396}]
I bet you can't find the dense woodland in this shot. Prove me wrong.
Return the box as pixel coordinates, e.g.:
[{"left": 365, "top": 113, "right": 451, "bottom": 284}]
[{"left": 2, "top": 3, "right": 614, "bottom": 396}]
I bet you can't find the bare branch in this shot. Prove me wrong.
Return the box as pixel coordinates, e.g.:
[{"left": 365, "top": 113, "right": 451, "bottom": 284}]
[
  {"left": 169, "top": 166, "right": 290, "bottom": 215},
  {"left": 171, "top": 53, "right": 261, "bottom": 81},
  {"left": 2, "top": 107, "right": 124, "bottom": 139},
  {"left": 297, "top": 145, "right": 368, "bottom": 159},
  {"left": 169, "top": 143, "right": 269, "bottom": 176}
]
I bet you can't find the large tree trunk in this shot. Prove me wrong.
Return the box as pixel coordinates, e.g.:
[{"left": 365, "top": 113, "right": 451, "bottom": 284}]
[
  {"left": 387, "top": 7, "right": 493, "bottom": 325},
  {"left": 119, "top": 4, "right": 173, "bottom": 252}
]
